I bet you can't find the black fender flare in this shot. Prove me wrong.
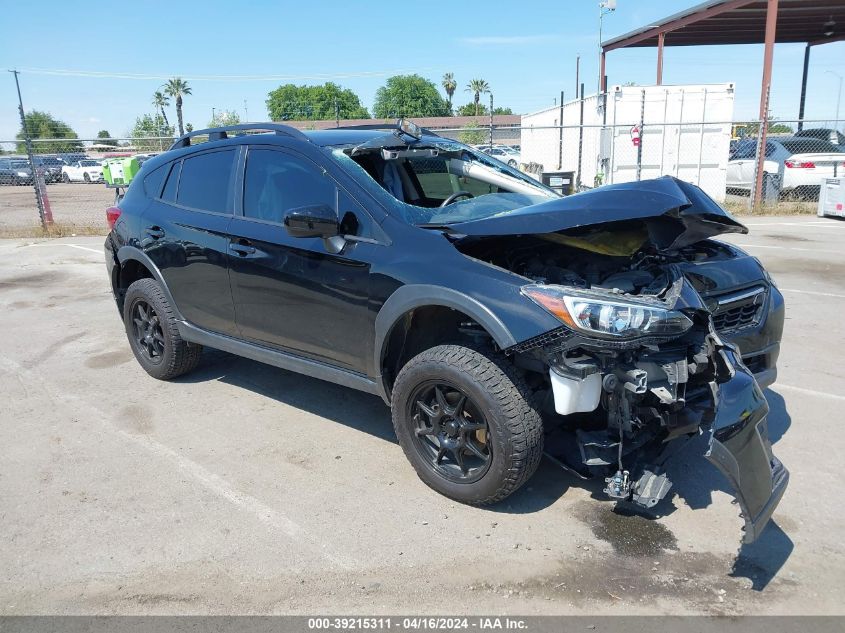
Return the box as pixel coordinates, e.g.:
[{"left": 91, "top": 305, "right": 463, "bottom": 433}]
[
  {"left": 372, "top": 284, "right": 517, "bottom": 392},
  {"left": 116, "top": 246, "right": 184, "bottom": 320}
]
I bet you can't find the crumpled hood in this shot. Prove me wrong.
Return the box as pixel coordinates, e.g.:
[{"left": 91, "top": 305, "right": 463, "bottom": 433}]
[{"left": 446, "top": 176, "right": 748, "bottom": 251}]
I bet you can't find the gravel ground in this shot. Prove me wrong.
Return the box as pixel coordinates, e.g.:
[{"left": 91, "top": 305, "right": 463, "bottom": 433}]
[
  {"left": 0, "top": 182, "right": 114, "bottom": 230},
  {"left": 0, "top": 215, "right": 843, "bottom": 615}
]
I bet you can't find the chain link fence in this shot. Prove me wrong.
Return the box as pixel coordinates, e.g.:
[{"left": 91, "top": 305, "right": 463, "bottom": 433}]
[{"left": 2, "top": 118, "right": 843, "bottom": 235}]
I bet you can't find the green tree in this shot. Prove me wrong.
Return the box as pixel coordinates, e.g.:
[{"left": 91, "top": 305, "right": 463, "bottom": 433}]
[
  {"left": 465, "top": 79, "right": 490, "bottom": 116},
  {"left": 96, "top": 130, "right": 118, "bottom": 147},
  {"left": 372, "top": 74, "right": 450, "bottom": 118},
  {"left": 266, "top": 82, "right": 369, "bottom": 121},
  {"left": 769, "top": 123, "right": 794, "bottom": 134},
  {"left": 15, "top": 111, "right": 82, "bottom": 154},
  {"left": 458, "top": 122, "right": 486, "bottom": 146},
  {"left": 742, "top": 120, "right": 794, "bottom": 136},
  {"left": 130, "top": 114, "right": 175, "bottom": 152},
  {"left": 492, "top": 106, "right": 513, "bottom": 115},
  {"left": 152, "top": 91, "right": 171, "bottom": 127},
  {"left": 208, "top": 110, "right": 241, "bottom": 128},
  {"left": 164, "top": 77, "right": 192, "bottom": 136},
  {"left": 457, "top": 103, "right": 488, "bottom": 116},
  {"left": 442, "top": 72, "right": 457, "bottom": 113}
]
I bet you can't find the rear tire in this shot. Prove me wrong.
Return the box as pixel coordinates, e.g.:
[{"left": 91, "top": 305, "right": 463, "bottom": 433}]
[
  {"left": 62, "top": 173, "right": 70, "bottom": 183},
  {"left": 391, "top": 344, "right": 543, "bottom": 505},
  {"left": 123, "top": 278, "right": 202, "bottom": 380}
]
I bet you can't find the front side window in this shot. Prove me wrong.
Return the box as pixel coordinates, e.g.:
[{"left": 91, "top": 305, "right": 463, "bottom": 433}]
[
  {"left": 243, "top": 149, "right": 336, "bottom": 223},
  {"left": 176, "top": 149, "right": 236, "bottom": 213}
]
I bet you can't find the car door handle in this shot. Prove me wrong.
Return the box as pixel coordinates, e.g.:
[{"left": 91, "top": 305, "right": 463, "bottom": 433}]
[
  {"left": 145, "top": 226, "right": 165, "bottom": 239},
  {"left": 229, "top": 241, "right": 256, "bottom": 256}
]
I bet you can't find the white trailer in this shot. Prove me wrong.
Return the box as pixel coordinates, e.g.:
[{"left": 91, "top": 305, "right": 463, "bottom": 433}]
[{"left": 520, "top": 83, "right": 736, "bottom": 202}]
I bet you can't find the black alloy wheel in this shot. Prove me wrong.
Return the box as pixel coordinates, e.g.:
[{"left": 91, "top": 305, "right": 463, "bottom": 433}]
[
  {"left": 130, "top": 299, "right": 165, "bottom": 365},
  {"left": 408, "top": 380, "right": 492, "bottom": 484}
]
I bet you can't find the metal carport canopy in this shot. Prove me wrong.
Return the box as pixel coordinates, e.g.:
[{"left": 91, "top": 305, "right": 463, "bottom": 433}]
[
  {"left": 599, "top": 0, "right": 845, "bottom": 208},
  {"left": 602, "top": 0, "right": 845, "bottom": 50}
]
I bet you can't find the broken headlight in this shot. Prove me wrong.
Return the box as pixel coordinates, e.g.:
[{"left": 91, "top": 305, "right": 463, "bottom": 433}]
[{"left": 522, "top": 285, "right": 693, "bottom": 340}]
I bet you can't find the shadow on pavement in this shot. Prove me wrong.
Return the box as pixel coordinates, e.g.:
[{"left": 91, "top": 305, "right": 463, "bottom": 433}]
[
  {"left": 731, "top": 519, "right": 794, "bottom": 591},
  {"left": 176, "top": 349, "right": 396, "bottom": 443}
]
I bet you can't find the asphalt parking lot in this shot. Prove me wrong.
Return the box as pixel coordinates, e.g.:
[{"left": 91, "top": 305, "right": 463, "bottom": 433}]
[{"left": 1, "top": 215, "right": 844, "bottom": 615}]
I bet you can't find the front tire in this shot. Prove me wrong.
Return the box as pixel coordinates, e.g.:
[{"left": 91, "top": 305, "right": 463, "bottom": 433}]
[
  {"left": 83, "top": 172, "right": 91, "bottom": 183},
  {"left": 62, "top": 173, "right": 70, "bottom": 183},
  {"left": 123, "top": 278, "right": 202, "bottom": 380},
  {"left": 391, "top": 345, "right": 543, "bottom": 505}
]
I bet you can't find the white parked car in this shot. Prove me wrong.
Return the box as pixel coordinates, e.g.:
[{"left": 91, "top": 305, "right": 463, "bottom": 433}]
[
  {"left": 61, "top": 159, "right": 104, "bottom": 183},
  {"left": 482, "top": 146, "right": 521, "bottom": 168},
  {"left": 727, "top": 137, "right": 844, "bottom": 199}
]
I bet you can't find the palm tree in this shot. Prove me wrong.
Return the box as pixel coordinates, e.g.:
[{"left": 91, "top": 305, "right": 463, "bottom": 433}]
[
  {"left": 465, "top": 79, "right": 490, "bottom": 116},
  {"left": 152, "top": 91, "right": 170, "bottom": 127},
  {"left": 164, "top": 77, "right": 192, "bottom": 136},
  {"left": 442, "top": 73, "right": 457, "bottom": 113}
]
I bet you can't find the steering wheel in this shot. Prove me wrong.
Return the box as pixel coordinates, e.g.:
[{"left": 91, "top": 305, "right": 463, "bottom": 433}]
[{"left": 440, "top": 191, "right": 474, "bottom": 207}]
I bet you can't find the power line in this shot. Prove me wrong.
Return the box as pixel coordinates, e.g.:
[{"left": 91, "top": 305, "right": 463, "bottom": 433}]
[{"left": 13, "top": 67, "right": 436, "bottom": 82}]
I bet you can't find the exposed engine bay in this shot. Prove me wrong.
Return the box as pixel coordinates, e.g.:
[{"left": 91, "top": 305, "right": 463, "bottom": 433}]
[{"left": 455, "top": 223, "right": 787, "bottom": 541}]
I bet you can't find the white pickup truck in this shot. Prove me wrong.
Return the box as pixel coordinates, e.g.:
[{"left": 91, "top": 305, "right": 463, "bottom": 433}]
[{"left": 61, "top": 159, "right": 104, "bottom": 183}]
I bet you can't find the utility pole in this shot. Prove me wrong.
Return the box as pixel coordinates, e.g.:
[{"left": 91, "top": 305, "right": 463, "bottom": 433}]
[
  {"left": 575, "top": 55, "right": 580, "bottom": 97},
  {"left": 244, "top": 99, "right": 249, "bottom": 122},
  {"left": 212, "top": 107, "right": 216, "bottom": 124},
  {"left": 598, "top": 1, "right": 616, "bottom": 97},
  {"left": 489, "top": 93, "right": 494, "bottom": 148},
  {"left": 335, "top": 98, "right": 340, "bottom": 127},
  {"left": 558, "top": 90, "right": 565, "bottom": 170},
  {"left": 9, "top": 70, "right": 50, "bottom": 228},
  {"left": 826, "top": 70, "right": 843, "bottom": 126}
]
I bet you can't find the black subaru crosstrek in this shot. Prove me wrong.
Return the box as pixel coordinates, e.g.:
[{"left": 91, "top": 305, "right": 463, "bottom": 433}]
[{"left": 104, "top": 121, "right": 787, "bottom": 543}]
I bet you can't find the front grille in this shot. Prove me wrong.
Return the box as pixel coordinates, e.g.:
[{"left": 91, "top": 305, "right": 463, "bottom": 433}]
[{"left": 711, "top": 286, "right": 766, "bottom": 333}]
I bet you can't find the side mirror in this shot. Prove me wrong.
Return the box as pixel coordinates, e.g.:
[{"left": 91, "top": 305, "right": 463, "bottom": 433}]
[{"left": 283, "top": 204, "right": 339, "bottom": 239}]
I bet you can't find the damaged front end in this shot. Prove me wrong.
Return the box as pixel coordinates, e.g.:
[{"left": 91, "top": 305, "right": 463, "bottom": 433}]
[
  {"left": 512, "top": 272, "right": 787, "bottom": 543},
  {"left": 449, "top": 178, "right": 788, "bottom": 542}
]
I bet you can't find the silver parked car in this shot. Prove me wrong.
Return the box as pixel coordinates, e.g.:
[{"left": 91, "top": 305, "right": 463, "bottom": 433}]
[{"left": 726, "top": 137, "right": 844, "bottom": 199}]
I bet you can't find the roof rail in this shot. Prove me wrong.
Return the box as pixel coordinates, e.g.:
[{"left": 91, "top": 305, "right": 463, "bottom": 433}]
[
  {"left": 333, "top": 122, "right": 441, "bottom": 137},
  {"left": 168, "top": 123, "right": 310, "bottom": 150}
]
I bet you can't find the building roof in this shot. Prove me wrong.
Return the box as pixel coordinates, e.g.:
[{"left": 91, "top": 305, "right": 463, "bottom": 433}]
[{"left": 603, "top": 0, "right": 845, "bottom": 51}]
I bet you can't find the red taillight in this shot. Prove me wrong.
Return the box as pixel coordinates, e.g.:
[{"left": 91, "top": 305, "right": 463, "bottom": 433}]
[
  {"left": 784, "top": 160, "right": 815, "bottom": 169},
  {"left": 106, "top": 206, "right": 122, "bottom": 230}
]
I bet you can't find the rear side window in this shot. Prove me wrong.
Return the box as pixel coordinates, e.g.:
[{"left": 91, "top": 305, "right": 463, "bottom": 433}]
[
  {"left": 143, "top": 164, "right": 168, "bottom": 198},
  {"left": 176, "top": 149, "right": 236, "bottom": 213},
  {"left": 161, "top": 161, "right": 181, "bottom": 202}
]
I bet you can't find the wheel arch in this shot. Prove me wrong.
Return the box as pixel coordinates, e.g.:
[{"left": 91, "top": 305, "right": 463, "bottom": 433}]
[
  {"left": 373, "top": 285, "right": 517, "bottom": 398},
  {"left": 116, "top": 246, "right": 183, "bottom": 320}
]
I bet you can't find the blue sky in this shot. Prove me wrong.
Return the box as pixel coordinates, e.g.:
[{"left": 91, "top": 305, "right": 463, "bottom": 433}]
[{"left": 1, "top": 0, "right": 843, "bottom": 141}]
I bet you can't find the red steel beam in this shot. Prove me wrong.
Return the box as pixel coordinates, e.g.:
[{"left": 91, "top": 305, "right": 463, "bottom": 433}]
[
  {"left": 602, "top": 0, "right": 758, "bottom": 52},
  {"left": 656, "top": 32, "right": 665, "bottom": 84},
  {"left": 753, "top": 0, "right": 779, "bottom": 210}
]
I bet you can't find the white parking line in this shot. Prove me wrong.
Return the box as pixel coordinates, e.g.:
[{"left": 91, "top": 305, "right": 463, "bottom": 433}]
[
  {"left": 775, "top": 384, "right": 845, "bottom": 403},
  {"left": 62, "top": 244, "right": 102, "bottom": 254},
  {"left": 780, "top": 288, "right": 845, "bottom": 299},
  {"left": 0, "top": 354, "right": 357, "bottom": 571},
  {"left": 0, "top": 242, "right": 103, "bottom": 254},
  {"left": 742, "top": 221, "right": 845, "bottom": 227}
]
